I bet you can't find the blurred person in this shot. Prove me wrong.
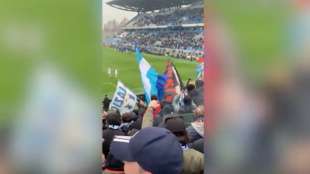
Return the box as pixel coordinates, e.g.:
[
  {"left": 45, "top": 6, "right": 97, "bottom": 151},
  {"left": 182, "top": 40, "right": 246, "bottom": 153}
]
[
  {"left": 140, "top": 99, "right": 170, "bottom": 128},
  {"left": 271, "top": 60, "right": 310, "bottom": 135},
  {"left": 102, "top": 111, "right": 125, "bottom": 174},
  {"left": 150, "top": 95, "right": 161, "bottom": 119},
  {"left": 102, "top": 110, "right": 109, "bottom": 130},
  {"left": 193, "top": 105, "right": 204, "bottom": 118},
  {"left": 209, "top": 75, "right": 266, "bottom": 174},
  {"left": 205, "top": 11, "right": 273, "bottom": 173},
  {"left": 108, "top": 67, "right": 112, "bottom": 78},
  {"left": 186, "top": 83, "right": 196, "bottom": 95},
  {"left": 252, "top": 57, "right": 310, "bottom": 173},
  {"left": 173, "top": 93, "right": 196, "bottom": 113},
  {"left": 267, "top": 1, "right": 310, "bottom": 173},
  {"left": 140, "top": 100, "right": 156, "bottom": 128},
  {"left": 129, "top": 112, "right": 143, "bottom": 131},
  {"left": 153, "top": 102, "right": 174, "bottom": 127},
  {"left": 114, "top": 69, "right": 118, "bottom": 78},
  {"left": 137, "top": 98, "right": 147, "bottom": 117},
  {"left": 120, "top": 112, "right": 138, "bottom": 135},
  {"left": 191, "top": 80, "right": 204, "bottom": 105},
  {"left": 164, "top": 117, "right": 204, "bottom": 174},
  {"left": 186, "top": 105, "right": 204, "bottom": 143},
  {"left": 110, "top": 127, "right": 183, "bottom": 174},
  {"left": 178, "top": 95, "right": 197, "bottom": 114},
  {"left": 103, "top": 95, "right": 111, "bottom": 112}
]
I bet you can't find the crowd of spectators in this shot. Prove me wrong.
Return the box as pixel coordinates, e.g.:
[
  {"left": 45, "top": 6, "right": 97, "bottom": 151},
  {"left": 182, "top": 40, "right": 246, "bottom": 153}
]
[
  {"left": 102, "top": 79, "right": 205, "bottom": 174},
  {"left": 103, "top": 5, "right": 205, "bottom": 60},
  {"left": 124, "top": 28, "right": 203, "bottom": 50},
  {"left": 106, "top": 27, "right": 204, "bottom": 60}
]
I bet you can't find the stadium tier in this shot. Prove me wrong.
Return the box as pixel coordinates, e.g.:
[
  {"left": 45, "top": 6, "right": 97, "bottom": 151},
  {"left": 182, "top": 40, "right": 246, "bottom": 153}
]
[
  {"left": 104, "top": 0, "right": 205, "bottom": 60},
  {"left": 126, "top": 6, "right": 203, "bottom": 27},
  {"left": 107, "top": 0, "right": 202, "bottom": 12}
]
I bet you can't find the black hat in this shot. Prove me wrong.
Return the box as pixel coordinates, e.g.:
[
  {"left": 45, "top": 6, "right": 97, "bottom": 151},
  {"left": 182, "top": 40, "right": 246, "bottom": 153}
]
[
  {"left": 165, "top": 117, "right": 186, "bottom": 133},
  {"left": 110, "top": 127, "right": 183, "bottom": 174}
]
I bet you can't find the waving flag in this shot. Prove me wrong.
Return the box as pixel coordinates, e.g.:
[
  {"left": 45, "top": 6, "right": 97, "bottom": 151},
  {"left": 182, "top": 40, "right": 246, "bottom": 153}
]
[
  {"left": 109, "top": 81, "right": 137, "bottom": 114},
  {"left": 163, "top": 61, "right": 183, "bottom": 103},
  {"left": 156, "top": 74, "right": 167, "bottom": 101},
  {"left": 135, "top": 48, "right": 159, "bottom": 103}
]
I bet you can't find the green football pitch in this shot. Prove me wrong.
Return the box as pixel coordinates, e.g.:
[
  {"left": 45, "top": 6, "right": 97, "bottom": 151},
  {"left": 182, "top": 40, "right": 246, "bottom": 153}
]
[{"left": 101, "top": 47, "right": 199, "bottom": 96}]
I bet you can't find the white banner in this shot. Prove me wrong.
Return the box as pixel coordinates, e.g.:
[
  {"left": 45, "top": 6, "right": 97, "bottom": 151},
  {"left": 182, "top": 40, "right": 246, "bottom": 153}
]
[{"left": 109, "top": 81, "right": 137, "bottom": 115}]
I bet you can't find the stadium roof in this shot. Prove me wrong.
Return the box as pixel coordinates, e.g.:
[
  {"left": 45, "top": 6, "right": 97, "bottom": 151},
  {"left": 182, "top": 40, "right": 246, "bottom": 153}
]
[{"left": 107, "top": 0, "right": 202, "bottom": 12}]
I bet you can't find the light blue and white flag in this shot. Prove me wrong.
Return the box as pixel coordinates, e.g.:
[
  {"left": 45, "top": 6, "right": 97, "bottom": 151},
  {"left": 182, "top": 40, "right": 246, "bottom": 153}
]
[
  {"left": 135, "top": 48, "right": 159, "bottom": 103},
  {"left": 109, "top": 81, "right": 137, "bottom": 115}
]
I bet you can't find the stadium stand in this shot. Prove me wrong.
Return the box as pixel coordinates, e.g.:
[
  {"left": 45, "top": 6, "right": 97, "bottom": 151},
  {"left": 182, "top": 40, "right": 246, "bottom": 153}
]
[
  {"left": 103, "top": 0, "right": 205, "bottom": 60},
  {"left": 126, "top": 5, "right": 203, "bottom": 27}
]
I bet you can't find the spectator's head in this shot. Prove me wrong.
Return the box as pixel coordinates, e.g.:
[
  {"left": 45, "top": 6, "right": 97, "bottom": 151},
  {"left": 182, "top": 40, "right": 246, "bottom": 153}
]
[
  {"left": 194, "top": 105, "right": 204, "bottom": 119},
  {"left": 122, "top": 112, "right": 138, "bottom": 123},
  {"left": 151, "top": 95, "right": 158, "bottom": 101},
  {"left": 186, "top": 84, "right": 195, "bottom": 92},
  {"left": 137, "top": 99, "right": 146, "bottom": 108},
  {"left": 107, "top": 110, "right": 121, "bottom": 126},
  {"left": 161, "top": 103, "right": 174, "bottom": 116},
  {"left": 110, "top": 127, "right": 183, "bottom": 174},
  {"left": 138, "top": 95, "right": 145, "bottom": 102},
  {"left": 149, "top": 99, "right": 160, "bottom": 110},
  {"left": 164, "top": 117, "right": 189, "bottom": 145}
]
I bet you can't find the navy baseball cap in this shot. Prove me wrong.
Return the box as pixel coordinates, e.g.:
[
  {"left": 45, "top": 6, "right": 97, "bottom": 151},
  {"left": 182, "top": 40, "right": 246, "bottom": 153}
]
[{"left": 110, "top": 127, "right": 183, "bottom": 174}]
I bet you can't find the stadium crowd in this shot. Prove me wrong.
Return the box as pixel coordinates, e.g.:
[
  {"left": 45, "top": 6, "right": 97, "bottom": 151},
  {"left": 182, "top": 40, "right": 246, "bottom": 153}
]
[
  {"left": 102, "top": 79, "right": 205, "bottom": 174},
  {"left": 103, "top": 4, "right": 205, "bottom": 60},
  {"left": 123, "top": 28, "right": 203, "bottom": 51},
  {"left": 106, "top": 27, "right": 204, "bottom": 60}
]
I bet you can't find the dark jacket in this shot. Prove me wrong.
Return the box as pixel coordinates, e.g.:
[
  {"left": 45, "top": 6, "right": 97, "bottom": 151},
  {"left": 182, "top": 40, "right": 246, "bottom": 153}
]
[
  {"left": 102, "top": 128, "right": 125, "bottom": 171},
  {"left": 103, "top": 97, "right": 111, "bottom": 111},
  {"left": 189, "top": 138, "right": 204, "bottom": 153},
  {"left": 102, "top": 128, "right": 125, "bottom": 157},
  {"left": 186, "top": 125, "right": 203, "bottom": 143}
]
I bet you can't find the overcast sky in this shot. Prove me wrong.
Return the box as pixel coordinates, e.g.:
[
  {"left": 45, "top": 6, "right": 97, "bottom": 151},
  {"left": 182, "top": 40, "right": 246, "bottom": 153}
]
[{"left": 102, "top": 0, "right": 137, "bottom": 27}]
